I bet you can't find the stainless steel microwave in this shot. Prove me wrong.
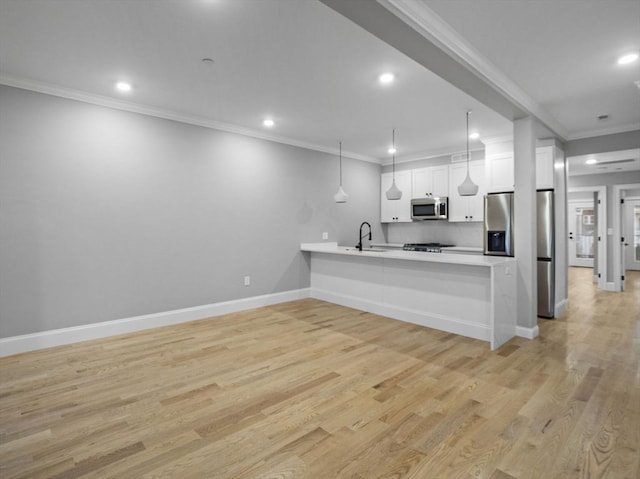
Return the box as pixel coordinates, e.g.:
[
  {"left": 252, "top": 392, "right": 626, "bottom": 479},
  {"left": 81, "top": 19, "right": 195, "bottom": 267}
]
[{"left": 411, "top": 197, "right": 448, "bottom": 220}]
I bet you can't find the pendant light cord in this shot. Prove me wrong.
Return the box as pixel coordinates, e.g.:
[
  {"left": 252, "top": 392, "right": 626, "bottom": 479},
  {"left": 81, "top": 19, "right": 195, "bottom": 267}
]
[
  {"left": 392, "top": 128, "right": 396, "bottom": 178},
  {"left": 466, "top": 111, "right": 470, "bottom": 172},
  {"left": 339, "top": 141, "right": 343, "bottom": 186}
]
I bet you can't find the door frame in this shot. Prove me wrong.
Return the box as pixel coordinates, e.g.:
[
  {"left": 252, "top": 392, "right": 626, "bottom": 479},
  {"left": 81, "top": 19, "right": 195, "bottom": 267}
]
[
  {"left": 623, "top": 197, "right": 640, "bottom": 272},
  {"left": 568, "top": 186, "right": 606, "bottom": 290},
  {"left": 567, "top": 199, "right": 596, "bottom": 269},
  {"left": 613, "top": 183, "right": 640, "bottom": 291}
]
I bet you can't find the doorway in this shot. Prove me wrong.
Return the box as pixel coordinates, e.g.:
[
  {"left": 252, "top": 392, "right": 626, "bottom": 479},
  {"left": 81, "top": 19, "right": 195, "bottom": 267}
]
[
  {"left": 567, "top": 187, "right": 606, "bottom": 289},
  {"left": 623, "top": 198, "right": 640, "bottom": 271},
  {"left": 568, "top": 200, "right": 595, "bottom": 268},
  {"left": 613, "top": 183, "right": 640, "bottom": 291}
]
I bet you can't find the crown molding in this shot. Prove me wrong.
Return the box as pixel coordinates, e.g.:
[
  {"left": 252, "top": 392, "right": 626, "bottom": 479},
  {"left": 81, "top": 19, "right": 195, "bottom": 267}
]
[
  {"left": 377, "top": 0, "right": 569, "bottom": 141},
  {"left": 382, "top": 146, "right": 485, "bottom": 166},
  {"left": 0, "top": 74, "right": 382, "bottom": 165}
]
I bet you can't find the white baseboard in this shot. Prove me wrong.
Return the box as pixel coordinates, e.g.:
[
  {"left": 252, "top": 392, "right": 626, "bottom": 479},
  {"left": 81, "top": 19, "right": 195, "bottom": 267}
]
[
  {"left": 555, "top": 299, "right": 568, "bottom": 318},
  {"left": 605, "top": 282, "right": 617, "bottom": 292},
  {"left": 310, "top": 287, "right": 492, "bottom": 343},
  {"left": 516, "top": 325, "right": 539, "bottom": 339},
  {"left": 0, "top": 288, "right": 311, "bottom": 358}
]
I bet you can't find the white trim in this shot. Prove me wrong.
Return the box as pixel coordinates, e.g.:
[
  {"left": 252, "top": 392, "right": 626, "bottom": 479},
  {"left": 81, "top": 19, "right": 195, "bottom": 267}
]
[
  {"left": 382, "top": 146, "right": 484, "bottom": 166},
  {"left": 378, "top": 0, "right": 568, "bottom": 140},
  {"left": 554, "top": 298, "right": 568, "bottom": 318},
  {"left": 0, "top": 289, "right": 311, "bottom": 358},
  {"left": 310, "top": 287, "right": 492, "bottom": 342},
  {"left": 0, "top": 75, "right": 380, "bottom": 165},
  {"left": 516, "top": 325, "right": 539, "bottom": 339},
  {"left": 568, "top": 186, "right": 607, "bottom": 290},
  {"left": 605, "top": 282, "right": 617, "bottom": 292},
  {"left": 613, "top": 183, "right": 640, "bottom": 291}
]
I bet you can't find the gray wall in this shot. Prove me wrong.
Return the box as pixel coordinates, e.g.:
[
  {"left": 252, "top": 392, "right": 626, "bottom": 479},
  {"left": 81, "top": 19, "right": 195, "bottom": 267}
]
[
  {"left": 564, "top": 130, "right": 640, "bottom": 157},
  {"left": 0, "top": 85, "right": 383, "bottom": 337}
]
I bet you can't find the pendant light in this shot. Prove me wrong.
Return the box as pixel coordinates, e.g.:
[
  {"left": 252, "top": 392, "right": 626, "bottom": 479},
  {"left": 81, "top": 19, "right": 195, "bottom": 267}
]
[
  {"left": 457, "top": 110, "right": 479, "bottom": 196},
  {"left": 385, "top": 128, "right": 402, "bottom": 200},
  {"left": 333, "top": 140, "right": 348, "bottom": 203}
]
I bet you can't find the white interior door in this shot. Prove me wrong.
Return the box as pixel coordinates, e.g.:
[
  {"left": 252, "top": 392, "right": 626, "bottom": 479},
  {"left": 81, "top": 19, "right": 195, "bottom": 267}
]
[
  {"left": 624, "top": 199, "right": 640, "bottom": 272},
  {"left": 568, "top": 201, "right": 595, "bottom": 268}
]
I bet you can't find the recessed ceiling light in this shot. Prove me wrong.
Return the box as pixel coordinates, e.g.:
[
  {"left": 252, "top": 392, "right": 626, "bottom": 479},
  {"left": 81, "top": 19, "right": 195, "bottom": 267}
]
[
  {"left": 379, "top": 72, "right": 394, "bottom": 84},
  {"left": 597, "top": 114, "right": 610, "bottom": 121},
  {"left": 617, "top": 53, "right": 639, "bottom": 65},
  {"left": 263, "top": 119, "right": 275, "bottom": 127},
  {"left": 201, "top": 57, "right": 215, "bottom": 65},
  {"left": 469, "top": 132, "right": 480, "bottom": 140},
  {"left": 585, "top": 159, "right": 597, "bottom": 165},
  {"left": 388, "top": 147, "right": 397, "bottom": 154},
  {"left": 115, "top": 81, "right": 132, "bottom": 93}
]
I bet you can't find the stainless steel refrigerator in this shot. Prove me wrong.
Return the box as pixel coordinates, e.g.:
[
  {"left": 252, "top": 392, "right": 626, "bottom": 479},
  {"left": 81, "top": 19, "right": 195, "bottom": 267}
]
[
  {"left": 537, "top": 190, "right": 555, "bottom": 318},
  {"left": 484, "top": 190, "right": 555, "bottom": 318}
]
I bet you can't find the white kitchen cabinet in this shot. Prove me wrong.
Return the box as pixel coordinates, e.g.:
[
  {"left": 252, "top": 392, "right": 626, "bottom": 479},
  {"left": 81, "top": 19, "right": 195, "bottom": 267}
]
[
  {"left": 448, "top": 161, "right": 486, "bottom": 222},
  {"left": 485, "top": 152, "right": 514, "bottom": 193},
  {"left": 484, "top": 141, "right": 557, "bottom": 191},
  {"left": 380, "top": 170, "right": 412, "bottom": 223},
  {"left": 411, "top": 165, "right": 449, "bottom": 198},
  {"left": 536, "top": 146, "right": 554, "bottom": 190}
]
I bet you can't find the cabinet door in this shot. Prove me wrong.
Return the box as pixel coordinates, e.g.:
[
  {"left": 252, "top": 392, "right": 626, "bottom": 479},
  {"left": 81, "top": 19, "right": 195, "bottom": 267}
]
[
  {"left": 431, "top": 165, "right": 449, "bottom": 198},
  {"left": 448, "top": 161, "right": 485, "bottom": 222},
  {"left": 448, "top": 163, "right": 470, "bottom": 222},
  {"left": 536, "top": 147, "right": 554, "bottom": 190},
  {"left": 411, "top": 168, "right": 431, "bottom": 199},
  {"left": 466, "top": 161, "right": 486, "bottom": 222},
  {"left": 486, "top": 153, "right": 514, "bottom": 193},
  {"left": 381, "top": 171, "right": 412, "bottom": 222}
]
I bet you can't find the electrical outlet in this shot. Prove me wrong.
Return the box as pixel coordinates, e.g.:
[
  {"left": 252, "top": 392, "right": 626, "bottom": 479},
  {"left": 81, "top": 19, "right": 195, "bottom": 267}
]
[
  {"left": 322, "top": 232, "right": 329, "bottom": 240},
  {"left": 244, "top": 276, "right": 250, "bottom": 286}
]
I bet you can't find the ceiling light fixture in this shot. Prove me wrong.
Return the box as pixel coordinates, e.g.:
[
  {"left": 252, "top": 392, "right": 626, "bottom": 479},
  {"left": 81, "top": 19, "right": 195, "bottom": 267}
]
[
  {"left": 586, "top": 159, "right": 597, "bottom": 165},
  {"left": 469, "top": 132, "right": 480, "bottom": 140},
  {"left": 379, "top": 72, "right": 394, "bottom": 84},
  {"left": 388, "top": 146, "right": 397, "bottom": 154},
  {"left": 115, "top": 81, "right": 132, "bottom": 93},
  {"left": 333, "top": 141, "right": 348, "bottom": 203},
  {"left": 457, "top": 110, "right": 479, "bottom": 197},
  {"left": 263, "top": 119, "right": 275, "bottom": 127},
  {"left": 617, "top": 53, "right": 639, "bottom": 65},
  {"left": 385, "top": 128, "right": 402, "bottom": 200}
]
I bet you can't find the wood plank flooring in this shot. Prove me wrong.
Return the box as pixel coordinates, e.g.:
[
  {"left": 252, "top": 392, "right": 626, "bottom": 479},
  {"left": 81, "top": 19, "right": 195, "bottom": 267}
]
[{"left": 1, "top": 267, "right": 638, "bottom": 478}]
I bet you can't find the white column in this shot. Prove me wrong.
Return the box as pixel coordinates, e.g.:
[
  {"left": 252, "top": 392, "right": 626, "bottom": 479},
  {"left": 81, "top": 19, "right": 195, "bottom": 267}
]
[{"left": 514, "top": 117, "right": 537, "bottom": 329}]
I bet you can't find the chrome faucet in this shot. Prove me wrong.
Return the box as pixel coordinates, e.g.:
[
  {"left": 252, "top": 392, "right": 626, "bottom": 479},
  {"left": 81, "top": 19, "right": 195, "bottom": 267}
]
[{"left": 356, "top": 221, "right": 372, "bottom": 251}]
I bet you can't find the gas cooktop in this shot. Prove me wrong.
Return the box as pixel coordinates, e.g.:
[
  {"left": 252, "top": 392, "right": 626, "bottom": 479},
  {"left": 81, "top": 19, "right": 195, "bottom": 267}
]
[{"left": 402, "top": 243, "right": 455, "bottom": 252}]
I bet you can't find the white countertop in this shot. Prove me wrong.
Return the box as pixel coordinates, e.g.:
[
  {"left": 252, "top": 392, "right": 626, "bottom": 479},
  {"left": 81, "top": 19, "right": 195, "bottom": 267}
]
[{"left": 301, "top": 243, "right": 515, "bottom": 267}]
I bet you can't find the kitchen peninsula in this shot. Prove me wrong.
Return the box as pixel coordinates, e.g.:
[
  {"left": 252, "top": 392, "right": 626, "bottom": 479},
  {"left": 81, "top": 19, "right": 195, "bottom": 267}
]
[{"left": 301, "top": 243, "right": 518, "bottom": 350}]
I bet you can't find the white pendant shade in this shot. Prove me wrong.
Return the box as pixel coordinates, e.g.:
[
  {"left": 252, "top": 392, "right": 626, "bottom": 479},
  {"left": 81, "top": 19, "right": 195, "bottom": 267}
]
[
  {"left": 457, "top": 171, "right": 479, "bottom": 196},
  {"left": 386, "top": 179, "right": 402, "bottom": 200},
  {"left": 334, "top": 185, "right": 348, "bottom": 203},
  {"left": 457, "top": 111, "right": 478, "bottom": 197}
]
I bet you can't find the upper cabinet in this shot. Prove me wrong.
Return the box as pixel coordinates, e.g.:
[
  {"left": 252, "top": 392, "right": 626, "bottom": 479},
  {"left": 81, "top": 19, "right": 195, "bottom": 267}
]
[
  {"left": 448, "top": 161, "right": 486, "bottom": 222},
  {"left": 411, "top": 165, "right": 449, "bottom": 199},
  {"left": 483, "top": 138, "right": 558, "bottom": 192},
  {"left": 484, "top": 137, "right": 515, "bottom": 193},
  {"left": 535, "top": 146, "right": 555, "bottom": 190},
  {"left": 380, "top": 170, "right": 412, "bottom": 223}
]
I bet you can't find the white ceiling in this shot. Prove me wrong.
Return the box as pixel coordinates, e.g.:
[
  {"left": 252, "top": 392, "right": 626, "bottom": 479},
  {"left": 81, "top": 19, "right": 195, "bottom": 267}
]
[{"left": 0, "top": 0, "right": 638, "bottom": 168}]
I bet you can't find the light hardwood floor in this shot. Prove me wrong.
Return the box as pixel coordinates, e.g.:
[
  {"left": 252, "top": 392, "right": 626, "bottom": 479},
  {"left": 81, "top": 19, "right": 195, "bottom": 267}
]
[{"left": 1, "top": 268, "right": 638, "bottom": 478}]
